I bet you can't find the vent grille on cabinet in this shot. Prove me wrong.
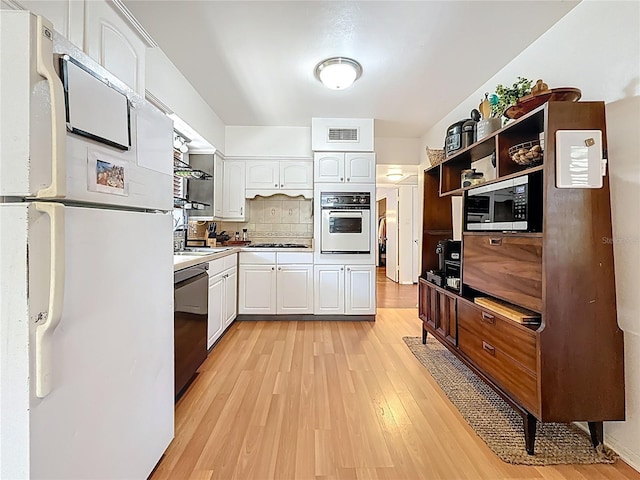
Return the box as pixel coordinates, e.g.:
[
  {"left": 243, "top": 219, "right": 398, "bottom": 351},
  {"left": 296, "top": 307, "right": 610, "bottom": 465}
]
[{"left": 328, "top": 127, "right": 359, "bottom": 143}]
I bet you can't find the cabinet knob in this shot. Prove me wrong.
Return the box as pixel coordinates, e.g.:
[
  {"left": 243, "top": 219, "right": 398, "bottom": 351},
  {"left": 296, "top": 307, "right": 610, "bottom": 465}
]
[
  {"left": 275, "top": 183, "right": 278, "bottom": 187},
  {"left": 278, "top": 267, "right": 281, "bottom": 271},
  {"left": 271, "top": 267, "right": 275, "bottom": 271},
  {"left": 280, "top": 184, "right": 284, "bottom": 188},
  {"left": 340, "top": 267, "right": 344, "bottom": 271},
  {"left": 347, "top": 178, "right": 350, "bottom": 182},
  {"left": 240, "top": 207, "right": 243, "bottom": 215},
  {"left": 347, "top": 267, "right": 351, "bottom": 271},
  {"left": 340, "top": 177, "right": 344, "bottom": 182}
]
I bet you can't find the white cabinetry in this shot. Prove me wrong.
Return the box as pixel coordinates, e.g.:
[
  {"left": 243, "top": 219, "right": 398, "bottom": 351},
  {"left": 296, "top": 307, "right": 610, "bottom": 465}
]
[
  {"left": 314, "top": 152, "right": 375, "bottom": 184},
  {"left": 10, "top": 0, "right": 148, "bottom": 95},
  {"left": 314, "top": 264, "right": 376, "bottom": 315},
  {"left": 84, "top": 1, "right": 147, "bottom": 95},
  {"left": 239, "top": 252, "right": 313, "bottom": 315},
  {"left": 245, "top": 159, "right": 313, "bottom": 198},
  {"left": 238, "top": 254, "right": 277, "bottom": 315},
  {"left": 222, "top": 160, "right": 246, "bottom": 220},
  {"left": 214, "top": 154, "right": 224, "bottom": 218},
  {"left": 208, "top": 253, "right": 238, "bottom": 348}
]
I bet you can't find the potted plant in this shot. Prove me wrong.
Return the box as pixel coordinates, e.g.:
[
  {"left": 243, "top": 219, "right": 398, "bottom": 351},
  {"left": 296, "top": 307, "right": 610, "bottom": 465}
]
[{"left": 490, "top": 77, "right": 533, "bottom": 124}]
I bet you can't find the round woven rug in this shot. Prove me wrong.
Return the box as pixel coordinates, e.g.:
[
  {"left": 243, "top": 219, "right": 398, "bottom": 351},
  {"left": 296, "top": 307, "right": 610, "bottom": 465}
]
[{"left": 403, "top": 336, "right": 617, "bottom": 465}]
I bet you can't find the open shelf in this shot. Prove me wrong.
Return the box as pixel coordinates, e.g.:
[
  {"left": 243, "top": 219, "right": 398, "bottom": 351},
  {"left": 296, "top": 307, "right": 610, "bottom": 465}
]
[{"left": 439, "top": 164, "right": 545, "bottom": 197}]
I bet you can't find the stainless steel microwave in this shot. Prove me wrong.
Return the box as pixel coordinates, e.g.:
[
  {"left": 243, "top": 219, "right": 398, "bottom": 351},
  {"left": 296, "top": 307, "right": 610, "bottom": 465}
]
[{"left": 464, "top": 174, "right": 542, "bottom": 232}]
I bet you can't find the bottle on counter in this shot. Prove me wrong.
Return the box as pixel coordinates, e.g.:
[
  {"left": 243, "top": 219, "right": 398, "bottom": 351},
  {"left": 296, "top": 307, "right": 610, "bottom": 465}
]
[
  {"left": 242, "top": 228, "right": 247, "bottom": 241},
  {"left": 235, "top": 231, "right": 240, "bottom": 241}
]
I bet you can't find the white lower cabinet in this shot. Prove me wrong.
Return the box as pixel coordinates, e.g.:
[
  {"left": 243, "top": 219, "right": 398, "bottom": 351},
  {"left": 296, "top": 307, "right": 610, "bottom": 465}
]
[
  {"left": 314, "top": 264, "right": 376, "bottom": 315},
  {"left": 277, "top": 264, "right": 314, "bottom": 314},
  {"left": 208, "top": 254, "right": 238, "bottom": 348},
  {"left": 238, "top": 252, "right": 313, "bottom": 315},
  {"left": 238, "top": 264, "right": 277, "bottom": 314}
]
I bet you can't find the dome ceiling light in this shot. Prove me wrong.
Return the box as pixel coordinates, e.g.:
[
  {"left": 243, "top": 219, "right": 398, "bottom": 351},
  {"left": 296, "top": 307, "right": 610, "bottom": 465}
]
[{"left": 314, "top": 57, "right": 363, "bottom": 90}]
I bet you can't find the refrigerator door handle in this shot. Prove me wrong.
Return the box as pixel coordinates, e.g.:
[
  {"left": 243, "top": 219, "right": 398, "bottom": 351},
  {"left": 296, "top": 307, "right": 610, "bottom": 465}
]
[
  {"left": 35, "top": 15, "right": 66, "bottom": 199},
  {"left": 34, "top": 202, "right": 66, "bottom": 398}
]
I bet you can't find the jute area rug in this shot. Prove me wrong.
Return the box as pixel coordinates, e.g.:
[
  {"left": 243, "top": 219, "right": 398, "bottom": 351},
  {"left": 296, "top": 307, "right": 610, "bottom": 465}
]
[{"left": 403, "top": 336, "right": 617, "bottom": 466}]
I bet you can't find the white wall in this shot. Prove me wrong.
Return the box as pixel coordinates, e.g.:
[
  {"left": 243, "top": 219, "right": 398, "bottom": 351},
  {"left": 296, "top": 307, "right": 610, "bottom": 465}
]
[
  {"left": 375, "top": 137, "right": 421, "bottom": 165},
  {"left": 418, "top": 1, "right": 640, "bottom": 470},
  {"left": 225, "top": 126, "right": 311, "bottom": 158},
  {"left": 145, "top": 48, "right": 226, "bottom": 152}
]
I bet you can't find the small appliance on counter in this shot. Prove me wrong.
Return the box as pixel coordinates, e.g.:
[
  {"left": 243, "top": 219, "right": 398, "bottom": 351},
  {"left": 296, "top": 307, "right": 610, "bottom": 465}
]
[
  {"left": 445, "top": 120, "right": 466, "bottom": 157},
  {"left": 426, "top": 239, "right": 461, "bottom": 292}
]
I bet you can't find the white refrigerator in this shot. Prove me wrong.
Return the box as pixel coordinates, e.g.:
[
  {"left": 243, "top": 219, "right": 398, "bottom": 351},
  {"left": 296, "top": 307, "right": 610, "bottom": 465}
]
[{"left": 0, "top": 11, "right": 174, "bottom": 479}]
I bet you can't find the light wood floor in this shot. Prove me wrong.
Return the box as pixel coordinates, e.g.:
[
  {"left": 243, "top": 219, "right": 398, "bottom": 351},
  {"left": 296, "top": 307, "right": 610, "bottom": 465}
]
[{"left": 152, "top": 278, "right": 639, "bottom": 480}]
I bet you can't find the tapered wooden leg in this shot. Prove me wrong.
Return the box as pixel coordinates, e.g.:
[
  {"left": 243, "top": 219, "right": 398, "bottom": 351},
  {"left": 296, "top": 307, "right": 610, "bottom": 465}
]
[
  {"left": 588, "top": 421, "right": 604, "bottom": 447},
  {"left": 422, "top": 326, "right": 427, "bottom": 344},
  {"left": 524, "top": 413, "right": 537, "bottom": 455}
]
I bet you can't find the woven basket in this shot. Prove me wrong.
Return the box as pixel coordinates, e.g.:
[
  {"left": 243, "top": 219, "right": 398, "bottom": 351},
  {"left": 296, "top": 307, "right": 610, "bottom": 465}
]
[{"left": 426, "top": 147, "right": 445, "bottom": 166}]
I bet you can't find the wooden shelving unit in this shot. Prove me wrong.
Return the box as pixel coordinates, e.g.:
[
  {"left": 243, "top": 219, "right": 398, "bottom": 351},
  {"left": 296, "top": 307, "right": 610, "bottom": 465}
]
[{"left": 419, "top": 101, "right": 625, "bottom": 455}]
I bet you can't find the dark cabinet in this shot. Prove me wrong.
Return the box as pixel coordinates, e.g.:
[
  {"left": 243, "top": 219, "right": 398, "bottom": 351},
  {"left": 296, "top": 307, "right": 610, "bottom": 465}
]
[
  {"left": 418, "top": 101, "right": 624, "bottom": 455},
  {"left": 419, "top": 279, "right": 456, "bottom": 347}
]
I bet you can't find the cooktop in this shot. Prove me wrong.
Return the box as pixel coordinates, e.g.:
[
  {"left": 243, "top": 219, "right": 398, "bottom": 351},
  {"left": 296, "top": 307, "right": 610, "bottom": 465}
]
[{"left": 246, "top": 243, "right": 310, "bottom": 249}]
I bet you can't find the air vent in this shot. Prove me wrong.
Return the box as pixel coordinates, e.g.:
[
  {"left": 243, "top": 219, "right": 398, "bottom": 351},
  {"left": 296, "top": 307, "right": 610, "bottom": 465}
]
[{"left": 328, "top": 127, "right": 359, "bottom": 143}]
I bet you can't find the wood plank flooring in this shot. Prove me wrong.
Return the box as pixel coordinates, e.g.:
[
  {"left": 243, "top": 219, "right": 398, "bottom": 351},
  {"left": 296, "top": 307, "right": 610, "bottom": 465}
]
[{"left": 152, "top": 276, "right": 639, "bottom": 480}]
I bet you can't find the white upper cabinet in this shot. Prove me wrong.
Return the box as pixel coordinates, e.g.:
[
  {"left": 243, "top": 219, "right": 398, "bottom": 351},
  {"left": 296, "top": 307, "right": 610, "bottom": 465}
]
[
  {"left": 314, "top": 152, "right": 375, "bottom": 184},
  {"left": 280, "top": 161, "right": 313, "bottom": 189},
  {"left": 84, "top": 1, "right": 147, "bottom": 95},
  {"left": 246, "top": 161, "right": 279, "bottom": 189},
  {"left": 314, "top": 153, "right": 345, "bottom": 183},
  {"left": 245, "top": 159, "right": 313, "bottom": 197},
  {"left": 213, "top": 154, "right": 224, "bottom": 218},
  {"left": 345, "top": 153, "right": 376, "bottom": 184},
  {"left": 222, "top": 160, "right": 246, "bottom": 220},
  {"left": 16, "top": 0, "right": 84, "bottom": 48}
]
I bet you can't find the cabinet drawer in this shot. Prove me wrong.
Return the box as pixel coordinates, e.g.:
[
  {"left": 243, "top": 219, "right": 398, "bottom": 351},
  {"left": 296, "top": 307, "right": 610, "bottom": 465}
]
[
  {"left": 239, "top": 251, "right": 276, "bottom": 264},
  {"left": 276, "top": 252, "right": 313, "bottom": 264},
  {"left": 463, "top": 235, "right": 542, "bottom": 312},
  {"left": 458, "top": 301, "right": 537, "bottom": 373},
  {"left": 223, "top": 253, "right": 237, "bottom": 270},
  {"left": 458, "top": 322, "right": 538, "bottom": 414}
]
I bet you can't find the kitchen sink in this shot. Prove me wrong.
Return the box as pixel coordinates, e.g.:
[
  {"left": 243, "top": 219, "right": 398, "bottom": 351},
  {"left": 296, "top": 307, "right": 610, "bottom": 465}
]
[{"left": 174, "top": 247, "right": 231, "bottom": 256}]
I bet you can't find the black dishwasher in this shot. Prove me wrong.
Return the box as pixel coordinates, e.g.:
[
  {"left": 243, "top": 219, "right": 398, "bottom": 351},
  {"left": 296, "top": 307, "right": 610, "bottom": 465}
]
[{"left": 174, "top": 264, "right": 208, "bottom": 400}]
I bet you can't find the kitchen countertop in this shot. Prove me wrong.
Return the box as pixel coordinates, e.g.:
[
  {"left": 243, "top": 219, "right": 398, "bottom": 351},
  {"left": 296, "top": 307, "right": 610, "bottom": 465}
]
[{"left": 173, "top": 247, "right": 241, "bottom": 272}]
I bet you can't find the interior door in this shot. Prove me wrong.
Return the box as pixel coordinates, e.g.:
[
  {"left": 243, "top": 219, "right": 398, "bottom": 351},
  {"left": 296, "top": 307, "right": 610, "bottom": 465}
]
[
  {"left": 385, "top": 188, "right": 399, "bottom": 282},
  {"left": 412, "top": 186, "right": 419, "bottom": 283}
]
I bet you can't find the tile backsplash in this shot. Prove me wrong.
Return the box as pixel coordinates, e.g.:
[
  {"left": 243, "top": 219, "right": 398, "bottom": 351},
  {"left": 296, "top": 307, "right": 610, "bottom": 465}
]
[{"left": 189, "top": 195, "right": 313, "bottom": 246}]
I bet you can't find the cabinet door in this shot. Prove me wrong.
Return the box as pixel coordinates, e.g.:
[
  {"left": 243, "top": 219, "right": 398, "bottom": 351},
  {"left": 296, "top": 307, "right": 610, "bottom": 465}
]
[
  {"left": 213, "top": 154, "right": 224, "bottom": 218},
  {"left": 435, "top": 290, "right": 457, "bottom": 346},
  {"left": 345, "top": 153, "right": 376, "bottom": 184},
  {"left": 222, "top": 161, "right": 246, "bottom": 220},
  {"left": 223, "top": 267, "right": 238, "bottom": 327},
  {"left": 314, "top": 153, "right": 345, "bottom": 183},
  {"left": 18, "top": 0, "right": 84, "bottom": 48},
  {"left": 238, "top": 264, "right": 276, "bottom": 314},
  {"left": 277, "top": 265, "right": 313, "bottom": 314},
  {"left": 208, "top": 273, "right": 224, "bottom": 349},
  {"left": 246, "top": 160, "right": 280, "bottom": 189},
  {"left": 280, "top": 161, "right": 313, "bottom": 189},
  {"left": 345, "top": 265, "right": 376, "bottom": 315},
  {"left": 84, "top": 1, "right": 146, "bottom": 95},
  {"left": 314, "top": 265, "right": 344, "bottom": 314}
]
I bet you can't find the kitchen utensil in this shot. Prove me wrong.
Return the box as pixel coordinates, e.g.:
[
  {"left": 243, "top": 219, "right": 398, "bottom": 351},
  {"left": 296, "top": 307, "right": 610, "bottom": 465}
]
[
  {"left": 479, "top": 93, "right": 491, "bottom": 120},
  {"left": 208, "top": 222, "right": 217, "bottom": 238},
  {"left": 470, "top": 109, "right": 481, "bottom": 122}
]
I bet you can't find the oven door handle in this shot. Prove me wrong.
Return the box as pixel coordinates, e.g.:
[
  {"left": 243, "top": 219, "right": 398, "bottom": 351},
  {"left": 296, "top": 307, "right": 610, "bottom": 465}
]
[{"left": 327, "top": 211, "right": 363, "bottom": 217}]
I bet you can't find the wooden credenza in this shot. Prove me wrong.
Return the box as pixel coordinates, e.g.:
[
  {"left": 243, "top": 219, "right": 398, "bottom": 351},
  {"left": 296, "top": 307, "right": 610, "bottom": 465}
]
[{"left": 418, "top": 101, "right": 625, "bottom": 454}]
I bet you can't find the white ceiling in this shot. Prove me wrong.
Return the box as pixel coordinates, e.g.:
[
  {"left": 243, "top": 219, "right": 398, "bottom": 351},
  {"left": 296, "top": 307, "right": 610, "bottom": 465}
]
[{"left": 124, "top": 1, "right": 578, "bottom": 138}]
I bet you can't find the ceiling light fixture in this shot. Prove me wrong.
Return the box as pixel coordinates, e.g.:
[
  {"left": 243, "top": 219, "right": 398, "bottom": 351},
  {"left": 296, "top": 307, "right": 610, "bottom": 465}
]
[
  {"left": 314, "top": 57, "right": 362, "bottom": 90},
  {"left": 386, "top": 173, "right": 404, "bottom": 181}
]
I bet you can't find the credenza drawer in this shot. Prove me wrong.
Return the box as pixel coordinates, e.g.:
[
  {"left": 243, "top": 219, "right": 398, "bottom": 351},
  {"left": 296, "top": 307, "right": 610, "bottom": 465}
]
[
  {"left": 463, "top": 235, "right": 542, "bottom": 312},
  {"left": 458, "top": 301, "right": 537, "bottom": 374},
  {"left": 457, "top": 300, "right": 538, "bottom": 414}
]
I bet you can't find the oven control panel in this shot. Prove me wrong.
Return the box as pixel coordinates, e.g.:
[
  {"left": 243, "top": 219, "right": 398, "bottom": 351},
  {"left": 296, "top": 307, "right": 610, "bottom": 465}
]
[{"left": 321, "top": 192, "right": 371, "bottom": 208}]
